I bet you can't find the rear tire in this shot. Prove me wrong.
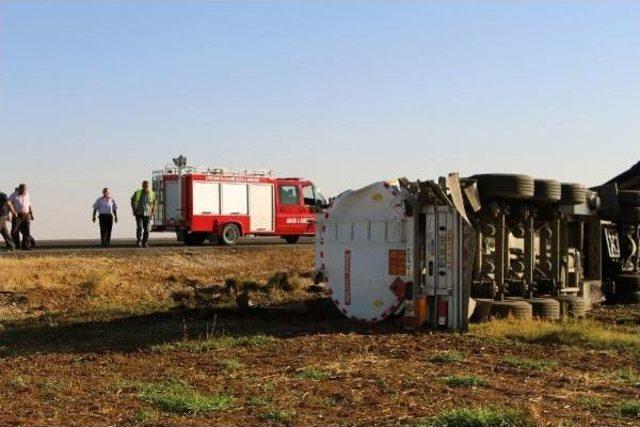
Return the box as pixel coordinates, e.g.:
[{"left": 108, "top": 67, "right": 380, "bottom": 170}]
[
  {"left": 471, "top": 298, "right": 493, "bottom": 323},
  {"left": 560, "top": 183, "right": 587, "bottom": 205},
  {"left": 220, "top": 223, "right": 240, "bottom": 246},
  {"left": 490, "top": 300, "right": 533, "bottom": 320},
  {"left": 470, "top": 174, "right": 535, "bottom": 201},
  {"left": 285, "top": 236, "right": 300, "bottom": 244},
  {"left": 529, "top": 298, "right": 561, "bottom": 320},
  {"left": 533, "top": 179, "right": 561, "bottom": 203},
  {"left": 555, "top": 295, "right": 586, "bottom": 318},
  {"left": 184, "top": 232, "right": 207, "bottom": 246}
]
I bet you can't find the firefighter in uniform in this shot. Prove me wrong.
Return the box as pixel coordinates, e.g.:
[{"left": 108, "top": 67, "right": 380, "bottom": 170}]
[{"left": 130, "top": 180, "right": 157, "bottom": 248}]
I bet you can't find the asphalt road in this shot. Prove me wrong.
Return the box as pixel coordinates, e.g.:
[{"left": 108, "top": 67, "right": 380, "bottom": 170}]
[{"left": 4, "top": 236, "right": 313, "bottom": 255}]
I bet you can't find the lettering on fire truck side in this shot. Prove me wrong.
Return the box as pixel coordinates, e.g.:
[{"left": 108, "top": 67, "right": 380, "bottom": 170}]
[
  {"left": 205, "top": 175, "right": 262, "bottom": 183},
  {"left": 285, "top": 218, "right": 311, "bottom": 224}
]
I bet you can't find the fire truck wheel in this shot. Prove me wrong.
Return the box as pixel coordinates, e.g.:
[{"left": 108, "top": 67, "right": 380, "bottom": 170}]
[
  {"left": 619, "top": 190, "right": 640, "bottom": 207},
  {"left": 469, "top": 174, "right": 535, "bottom": 201},
  {"left": 184, "top": 232, "right": 207, "bottom": 246},
  {"left": 220, "top": 223, "right": 240, "bottom": 246},
  {"left": 560, "top": 183, "right": 587, "bottom": 205},
  {"left": 284, "top": 236, "right": 300, "bottom": 244}
]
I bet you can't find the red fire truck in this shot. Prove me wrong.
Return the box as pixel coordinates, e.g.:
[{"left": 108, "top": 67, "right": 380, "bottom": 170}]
[{"left": 151, "top": 157, "right": 328, "bottom": 245}]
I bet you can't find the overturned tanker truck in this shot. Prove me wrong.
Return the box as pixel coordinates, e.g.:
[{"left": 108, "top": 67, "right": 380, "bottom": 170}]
[{"left": 314, "top": 161, "right": 640, "bottom": 331}]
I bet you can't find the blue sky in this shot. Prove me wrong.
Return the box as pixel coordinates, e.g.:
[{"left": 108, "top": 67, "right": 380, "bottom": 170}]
[{"left": 1, "top": 1, "right": 639, "bottom": 239}]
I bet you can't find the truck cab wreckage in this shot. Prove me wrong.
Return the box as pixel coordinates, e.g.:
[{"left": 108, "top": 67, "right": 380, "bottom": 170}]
[{"left": 315, "top": 161, "right": 640, "bottom": 331}]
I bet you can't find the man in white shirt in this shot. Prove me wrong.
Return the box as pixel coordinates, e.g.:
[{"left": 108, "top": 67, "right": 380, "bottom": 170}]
[
  {"left": 92, "top": 187, "right": 118, "bottom": 247},
  {"left": 9, "top": 184, "right": 34, "bottom": 250}
]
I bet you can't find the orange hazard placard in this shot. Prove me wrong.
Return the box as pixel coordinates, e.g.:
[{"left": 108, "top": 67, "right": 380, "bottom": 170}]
[{"left": 388, "top": 250, "right": 406, "bottom": 276}]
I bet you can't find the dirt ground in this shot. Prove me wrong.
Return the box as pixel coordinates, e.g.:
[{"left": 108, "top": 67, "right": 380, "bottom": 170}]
[{"left": 1, "top": 246, "right": 639, "bottom": 426}]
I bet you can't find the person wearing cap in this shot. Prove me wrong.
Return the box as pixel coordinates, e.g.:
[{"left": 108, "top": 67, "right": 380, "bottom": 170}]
[
  {"left": 130, "top": 180, "right": 157, "bottom": 248},
  {"left": 92, "top": 187, "right": 118, "bottom": 247},
  {"left": 0, "top": 190, "right": 17, "bottom": 251},
  {"left": 9, "top": 184, "right": 34, "bottom": 251}
]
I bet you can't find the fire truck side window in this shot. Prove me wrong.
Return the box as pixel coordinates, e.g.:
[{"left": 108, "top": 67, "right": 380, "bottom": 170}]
[{"left": 279, "top": 185, "right": 299, "bottom": 205}]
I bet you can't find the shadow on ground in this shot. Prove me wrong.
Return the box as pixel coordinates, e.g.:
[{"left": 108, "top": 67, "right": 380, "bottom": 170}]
[{"left": 0, "top": 299, "right": 400, "bottom": 357}]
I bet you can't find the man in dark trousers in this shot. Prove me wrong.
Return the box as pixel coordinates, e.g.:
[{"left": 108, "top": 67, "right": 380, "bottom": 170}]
[
  {"left": 0, "top": 190, "right": 17, "bottom": 251},
  {"left": 130, "top": 180, "right": 156, "bottom": 248},
  {"left": 9, "top": 184, "right": 34, "bottom": 251},
  {"left": 92, "top": 187, "right": 118, "bottom": 247}
]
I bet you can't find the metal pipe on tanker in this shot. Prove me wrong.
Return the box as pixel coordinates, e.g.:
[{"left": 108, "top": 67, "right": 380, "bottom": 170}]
[
  {"left": 551, "top": 218, "right": 562, "bottom": 292},
  {"left": 524, "top": 213, "right": 535, "bottom": 298}
]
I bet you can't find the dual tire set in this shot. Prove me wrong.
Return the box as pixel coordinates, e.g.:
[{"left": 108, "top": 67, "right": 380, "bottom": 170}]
[
  {"left": 470, "top": 174, "right": 588, "bottom": 205},
  {"left": 472, "top": 296, "right": 586, "bottom": 322},
  {"left": 469, "top": 174, "right": 590, "bottom": 318}
]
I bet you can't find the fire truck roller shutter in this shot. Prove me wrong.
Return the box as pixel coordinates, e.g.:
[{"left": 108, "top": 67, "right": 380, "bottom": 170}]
[
  {"left": 192, "top": 182, "right": 220, "bottom": 215},
  {"left": 221, "top": 184, "right": 248, "bottom": 215},
  {"left": 249, "top": 184, "right": 274, "bottom": 232}
]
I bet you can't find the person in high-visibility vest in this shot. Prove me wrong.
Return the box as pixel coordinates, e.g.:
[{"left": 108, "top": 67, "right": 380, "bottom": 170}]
[{"left": 130, "top": 180, "right": 157, "bottom": 248}]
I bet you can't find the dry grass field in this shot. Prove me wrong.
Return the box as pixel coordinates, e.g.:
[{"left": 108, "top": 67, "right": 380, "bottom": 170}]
[{"left": 1, "top": 246, "right": 640, "bottom": 426}]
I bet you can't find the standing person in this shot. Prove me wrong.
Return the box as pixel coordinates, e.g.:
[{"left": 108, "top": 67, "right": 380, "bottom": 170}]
[
  {"left": 9, "top": 184, "right": 34, "bottom": 251},
  {"left": 92, "top": 188, "right": 118, "bottom": 247},
  {"left": 9, "top": 187, "right": 19, "bottom": 248},
  {"left": 0, "top": 190, "right": 17, "bottom": 251},
  {"left": 130, "top": 180, "right": 156, "bottom": 248}
]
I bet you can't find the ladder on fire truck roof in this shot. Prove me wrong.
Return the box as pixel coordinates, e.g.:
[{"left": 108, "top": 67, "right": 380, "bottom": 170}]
[{"left": 153, "top": 155, "right": 274, "bottom": 178}]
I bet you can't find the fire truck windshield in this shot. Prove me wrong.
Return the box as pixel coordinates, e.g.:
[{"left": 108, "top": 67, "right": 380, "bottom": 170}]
[{"left": 303, "top": 184, "right": 328, "bottom": 208}]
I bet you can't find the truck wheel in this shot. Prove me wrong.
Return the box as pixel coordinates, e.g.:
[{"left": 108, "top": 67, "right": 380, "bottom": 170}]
[
  {"left": 560, "top": 183, "right": 587, "bottom": 205},
  {"left": 529, "top": 298, "right": 561, "bottom": 320},
  {"left": 470, "top": 298, "right": 493, "bottom": 323},
  {"left": 490, "top": 300, "right": 533, "bottom": 320},
  {"left": 184, "top": 232, "right": 207, "bottom": 246},
  {"left": 532, "top": 179, "right": 561, "bottom": 203},
  {"left": 285, "top": 236, "right": 300, "bottom": 244},
  {"left": 220, "top": 223, "right": 240, "bottom": 246},
  {"left": 470, "top": 174, "right": 535, "bottom": 201},
  {"left": 619, "top": 190, "right": 640, "bottom": 207},
  {"left": 556, "top": 295, "right": 586, "bottom": 318}
]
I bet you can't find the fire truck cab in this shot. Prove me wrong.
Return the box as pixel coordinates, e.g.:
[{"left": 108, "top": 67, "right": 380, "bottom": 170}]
[{"left": 151, "top": 158, "right": 327, "bottom": 246}]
